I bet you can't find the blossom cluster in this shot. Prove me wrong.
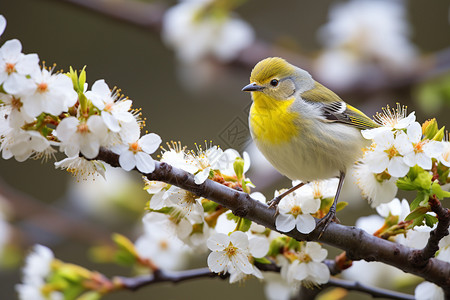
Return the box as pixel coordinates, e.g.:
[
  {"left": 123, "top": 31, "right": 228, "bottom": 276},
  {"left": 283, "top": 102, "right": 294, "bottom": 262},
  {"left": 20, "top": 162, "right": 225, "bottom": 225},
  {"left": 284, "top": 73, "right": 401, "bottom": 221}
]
[
  {"left": 162, "top": 0, "right": 254, "bottom": 64},
  {"left": 0, "top": 16, "right": 161, "bottom": 179},
  {"left": 140, "top": 142, "right": 330, "bottom": 289},
  {"left": 355, "top": 105, "right": 448, "bottom": 208},
  {"left": 315, "top": 0, "right": 417, "bottom": 89},
  {"left": 351, "top": 198, "right": 450, "bottom": 300},
  {"left": 275, "top": 179, "right": 339, "bottom": 234}
]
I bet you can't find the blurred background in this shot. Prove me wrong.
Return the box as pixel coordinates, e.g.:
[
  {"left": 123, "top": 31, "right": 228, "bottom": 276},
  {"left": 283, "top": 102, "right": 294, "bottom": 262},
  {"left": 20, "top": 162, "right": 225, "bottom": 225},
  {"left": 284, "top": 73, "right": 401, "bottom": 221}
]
[{"left": 0, "top": 0, "right": 450, "bottom": 299}]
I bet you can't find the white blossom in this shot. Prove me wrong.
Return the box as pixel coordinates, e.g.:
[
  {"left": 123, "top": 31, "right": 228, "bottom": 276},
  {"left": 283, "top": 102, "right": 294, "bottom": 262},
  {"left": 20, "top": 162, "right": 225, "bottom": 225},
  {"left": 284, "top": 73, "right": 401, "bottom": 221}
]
[
  {"left": 415, "top": 281, "right": 444, "bottom": 300},
  {"left": 353, "top": 162, "right": 398, "bottom": 207},
  {"left": 207, "top": 231, "right": 268, "bottom": 280},
  {"left": 0, "top": 92, "right": 35, "bottom": 128},
  {"left": 16, "top": 245, "right": 58, "bottom": 300},
  {"left": 0, "top": 39, "right": 39, "bottom": 94},
  {"left": 162, "top": 0, "right": 254, "bottom": 63},
  {"left": 1, "top": 129, "right": 53, "bottom": 162},
  {"left": 136, "top": 214, "right": 190, "bottom": 271},
  {"left": 278, "top": 242, "right": 329, "bottom": 286},
  {"left": 189, "top": 145, "right": 224, "bottom": 184},
  {"left": 363, "top": 130, "right": 410, "bottom": 177},
  {"left": 376, "top": 198, "right": 410, "bottom": 221},
  {"left": 362, "top": 107, "right": 415, "bottom": 139},
  {"left": 54, "top": 156, "right": 106, "bottom": 180},
  {"left": 439, "top": 141, "right": 450, "bottom": 167},
  {"left": 275, "top": 187, "right": 320, "bottom": 234},
  {"left": 401, "top": 122, "right": 443, "bottom": 170},
  {"left": 19, "top": 68, "right": 77, "bottom": 117},
  {"left": 315, "top": 0, "right": 416, "bottom": 88},
  {"left": 85, "top": 79, "right": 135, "bottom": 133},
  {"left": 150, "top": 185, "right": 204, "bottom": 223},
  {"left": 112, "top": 133, "right": 161, "bottom": 173},
  {"left": 56, "top": 115, "right": 108, "bottom": 159},
  {"left": 0, "top": 15, "right": 5, "bottom": 38}
]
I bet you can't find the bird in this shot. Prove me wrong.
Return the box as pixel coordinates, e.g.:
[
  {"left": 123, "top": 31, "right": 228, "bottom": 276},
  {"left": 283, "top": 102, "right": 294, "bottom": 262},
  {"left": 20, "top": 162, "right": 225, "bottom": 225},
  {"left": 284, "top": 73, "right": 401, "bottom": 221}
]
[{"left": 242, "top": 57, "right": 379, "bottom": 235}]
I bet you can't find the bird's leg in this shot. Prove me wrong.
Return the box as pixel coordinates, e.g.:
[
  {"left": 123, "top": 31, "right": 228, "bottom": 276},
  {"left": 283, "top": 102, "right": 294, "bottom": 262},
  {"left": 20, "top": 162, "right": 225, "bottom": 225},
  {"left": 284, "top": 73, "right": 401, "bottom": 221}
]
[
  {"left": 267, "top": 181, "right": 307, "bottom": 215},
  {"left": 317, "top": 171, "right": 345, "bottom": 239}
]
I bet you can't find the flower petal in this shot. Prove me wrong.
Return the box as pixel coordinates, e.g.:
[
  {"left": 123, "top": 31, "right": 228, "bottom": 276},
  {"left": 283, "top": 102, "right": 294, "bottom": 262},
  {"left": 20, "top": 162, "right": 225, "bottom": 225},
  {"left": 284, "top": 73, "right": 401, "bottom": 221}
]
[
  {"left": 249, "top": 237, "right": 269, "bottom": 258},
  {"left": 296, "top": 214, "right": 316, "bottom": 234},
  {"left": 207, "top": 251, "right": 228, "bottom": 273},
  {"left": 140, "top": 133, "right": 162, "bottom": 154},
  {"left": 135, "top": 152, "right": 156, "bottom": 174},
  {"left": 275, "top": 214, "right": 296, "bottom": 232},
  {"left": 207, "top": 233, "right": 229, "bottom": 251}
]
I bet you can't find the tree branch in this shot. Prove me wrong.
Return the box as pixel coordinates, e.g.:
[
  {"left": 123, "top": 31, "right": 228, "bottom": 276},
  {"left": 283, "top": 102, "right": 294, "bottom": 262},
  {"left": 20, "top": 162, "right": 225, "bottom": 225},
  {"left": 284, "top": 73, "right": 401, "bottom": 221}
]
[
  {"left": 116, "top": 266, "right": 415, "bottom": 300},
  {"left": 95, "top": 148, "right": 450, "bottom": 293},
  {"left": 327, "top": 278, "right": 415, "bottom": 300},
  {"left": 409, "top": 195, "right": 450, "bottom": 269}
]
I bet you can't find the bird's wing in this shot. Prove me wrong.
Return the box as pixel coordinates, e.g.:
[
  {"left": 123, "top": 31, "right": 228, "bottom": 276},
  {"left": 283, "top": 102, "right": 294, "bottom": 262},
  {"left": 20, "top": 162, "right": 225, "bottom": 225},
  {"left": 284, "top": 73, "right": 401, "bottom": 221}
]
[
  {"left": 321, "top": 102, "right": 380, "bottom": 130},
  {"left": 301, "top": 82, "right": 379, "bottom": 130}
]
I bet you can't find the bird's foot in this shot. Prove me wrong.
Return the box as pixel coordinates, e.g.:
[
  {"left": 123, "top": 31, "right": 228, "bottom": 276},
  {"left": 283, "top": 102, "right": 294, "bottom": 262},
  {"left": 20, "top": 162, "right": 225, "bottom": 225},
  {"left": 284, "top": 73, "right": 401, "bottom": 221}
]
[
  {"left": 316, "top": 210, "right": 339, "bottom": 239},
  {"left": 267, "top": 196, "right": 282, "bottom": 217}
]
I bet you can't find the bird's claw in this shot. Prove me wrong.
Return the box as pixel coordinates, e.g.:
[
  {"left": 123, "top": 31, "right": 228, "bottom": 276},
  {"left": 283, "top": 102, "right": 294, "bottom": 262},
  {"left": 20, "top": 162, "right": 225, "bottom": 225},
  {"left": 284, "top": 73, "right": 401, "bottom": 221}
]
[
  {"left": 267, "top": 196, "right": 282, "bottom": 217},
  {"left": 316, "top": 210, "right": 339, "bottom": 239}
]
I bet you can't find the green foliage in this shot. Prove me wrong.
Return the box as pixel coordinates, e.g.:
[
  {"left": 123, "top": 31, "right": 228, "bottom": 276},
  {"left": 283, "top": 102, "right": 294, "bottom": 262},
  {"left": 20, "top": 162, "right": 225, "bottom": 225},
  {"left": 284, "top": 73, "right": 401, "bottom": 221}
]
[
  {"left": 414, "top": 73, "right": 450, "bottom": 114},
  {"left": 112, "top": 233, "right": 138, "bottom": 267}
]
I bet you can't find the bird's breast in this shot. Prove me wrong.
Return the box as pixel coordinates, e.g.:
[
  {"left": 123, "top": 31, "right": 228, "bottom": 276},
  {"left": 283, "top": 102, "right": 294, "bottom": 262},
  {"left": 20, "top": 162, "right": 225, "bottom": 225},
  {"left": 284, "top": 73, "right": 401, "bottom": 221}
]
[{"left": 249, "top": 94, "right": 300, "bottom": 145}]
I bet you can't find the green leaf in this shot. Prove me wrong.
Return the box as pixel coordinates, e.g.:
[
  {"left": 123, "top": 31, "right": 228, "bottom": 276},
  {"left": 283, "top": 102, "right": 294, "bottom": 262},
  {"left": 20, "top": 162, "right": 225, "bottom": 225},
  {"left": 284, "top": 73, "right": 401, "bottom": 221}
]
[
  {"left": 112, "top": 233, "right": 138, "bottom": 266},
  {"left": 78, "top": 66, "right": 87, "bottom": 91},
  {"left": 253, "top": 257, "right": 271, "bottom": 264},
  {"left": 76, "top": 291, "right": 102, "bottom": 300},
  {"left": 407, "top": 165, "right": 423, "bottom": 181},
  {"left": 336, "top": 201, "right": 348, "bottom": 212},
  {"left": 424, "top": 214, "right": 438, "bottom": 227},
  {"left": 404, "top": 207, "right": 428, "bottom": 221},
  {"left": 202, "top": 200, "right": 219, "bottom": 213},
  {"left": 412, "top": 215, "right": 425, "bottom": 228},
  {"left": 236, "top": 218, "right": 252, "bottom": 232},
  {"left": 432, "top": 181, "right": 450, "bottom": 199},
  {"left": 433, "top": 126, "right": 445, "bottom": 141},
  {"left": 414, "top": 171, "right": 433, "bottom": 191},
  {"left": 411, "top": 191, "right": 428, "bottom": 210},
  {"left": 226, "top": 212, "right": 239, "bottom": 222},
  {"left": 396, "top": 178, "right": 416, "bottom": 191}
]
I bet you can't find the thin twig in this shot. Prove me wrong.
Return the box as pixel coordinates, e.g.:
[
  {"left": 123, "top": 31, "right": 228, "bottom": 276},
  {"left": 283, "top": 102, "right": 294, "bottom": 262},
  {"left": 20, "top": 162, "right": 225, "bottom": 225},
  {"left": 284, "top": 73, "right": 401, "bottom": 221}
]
[
  {"left": 327, "top": 278, "right": 415, "bottom": 300},
  {"left": 116, "top": 266, "right": 416, "bottom": 300}
]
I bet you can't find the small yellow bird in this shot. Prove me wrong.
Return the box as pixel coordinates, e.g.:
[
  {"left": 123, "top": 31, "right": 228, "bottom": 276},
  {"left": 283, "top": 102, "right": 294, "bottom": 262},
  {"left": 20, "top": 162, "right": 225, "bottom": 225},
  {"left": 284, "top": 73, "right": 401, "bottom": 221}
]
[{"left": 242, "top": 57, "right": 379, "bottom": 233}]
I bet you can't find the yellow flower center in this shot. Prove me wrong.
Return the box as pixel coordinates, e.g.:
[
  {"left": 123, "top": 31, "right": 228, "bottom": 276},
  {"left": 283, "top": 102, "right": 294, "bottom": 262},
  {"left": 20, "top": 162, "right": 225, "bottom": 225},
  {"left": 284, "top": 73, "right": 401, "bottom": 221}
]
[
  {"left": 312, "top": 182, "right": 322, "bottom": 199},
  {"left": 159, "top": 240, "right": 169, "bottom": 250},
  {"left": 413, "top": 141, "right": 425, "bottom": 154},
  {"left": 129, "top": 141, "right": 141, "bottom": 154},
  {"left": 5, "top": 62, "right": 15, "bottom": 74},
  {"left": 37, "top": 82, "right": 48, "bottom": 93},
  {"left": 77, "top": 123, "right": 89, "bottom": 133},
  {"left": 11, "top": 97, "right": 22, "bottom": 110},
  {"left": 291, "top": 205, "right": 302, "bottom": 217},
  {"left": 298, "top": 252, "right": 312, "bottom": 263},
  {"left": 225, "top": 242, "right": 238, "bottom": 258},
  {"left": 104, "top": 103, "right": 113, "bottom": 112},
  {"left": 385, "top": 146, "right": 399, "bottom": 159}
]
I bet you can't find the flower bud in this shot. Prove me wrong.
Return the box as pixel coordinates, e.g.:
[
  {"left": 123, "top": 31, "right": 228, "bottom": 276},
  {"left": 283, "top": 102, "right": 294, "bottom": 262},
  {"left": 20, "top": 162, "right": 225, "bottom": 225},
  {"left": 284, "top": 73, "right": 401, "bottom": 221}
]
[
  {"left": 422, "top": 118, "right": 438, "bottom": 140},
  {"left": 233, "top": 157, "right": 245, "bottom": 179}
]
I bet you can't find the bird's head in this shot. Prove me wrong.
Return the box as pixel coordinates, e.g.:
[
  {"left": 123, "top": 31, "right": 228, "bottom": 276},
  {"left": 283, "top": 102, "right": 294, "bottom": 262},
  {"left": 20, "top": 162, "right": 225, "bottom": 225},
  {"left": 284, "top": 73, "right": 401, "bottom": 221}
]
[{"left": 242, "top": 57, "right": 314, "bottom": 101}]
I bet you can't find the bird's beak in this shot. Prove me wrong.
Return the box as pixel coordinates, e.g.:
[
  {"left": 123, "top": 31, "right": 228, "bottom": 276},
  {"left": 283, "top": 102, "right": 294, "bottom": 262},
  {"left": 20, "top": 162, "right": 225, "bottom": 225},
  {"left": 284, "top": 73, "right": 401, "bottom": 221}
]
[{"left": 242, "top": 82, "right": 264, "bottom": 92}]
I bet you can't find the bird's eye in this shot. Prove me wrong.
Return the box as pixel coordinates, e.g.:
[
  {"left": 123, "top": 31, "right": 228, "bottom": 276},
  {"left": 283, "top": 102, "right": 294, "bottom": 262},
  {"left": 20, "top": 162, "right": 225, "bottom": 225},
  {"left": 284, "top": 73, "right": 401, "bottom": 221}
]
[{"left": 270, "top": 79, "right": 279, "bottom": 87}]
